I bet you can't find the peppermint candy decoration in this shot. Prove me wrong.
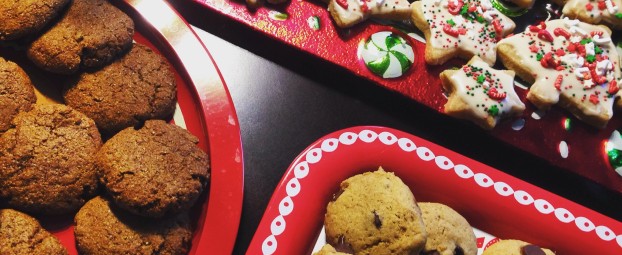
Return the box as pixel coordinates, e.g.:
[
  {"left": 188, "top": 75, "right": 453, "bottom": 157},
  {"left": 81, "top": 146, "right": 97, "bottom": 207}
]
[
  {"left": 361, "top": 31, "right": 414, "bottom": 78},
  {"left": 606, "top": 130, "right": 622, "bottom": 176}
]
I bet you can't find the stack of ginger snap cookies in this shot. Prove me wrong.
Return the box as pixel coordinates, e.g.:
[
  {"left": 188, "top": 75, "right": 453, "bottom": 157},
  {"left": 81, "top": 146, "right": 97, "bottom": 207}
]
[
  {"left": 0, "top": 0, "right": 210, "bottom": 254},
  {"left": 316, "top": 168, "right": 556, "bottom": 255}
]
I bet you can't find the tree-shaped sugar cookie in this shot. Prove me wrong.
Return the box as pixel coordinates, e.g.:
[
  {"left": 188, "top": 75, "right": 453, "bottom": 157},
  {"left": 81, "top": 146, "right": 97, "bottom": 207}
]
[
  {"left": 440, "top": 56, "right": 525, "bottom": 129},
  {"left": 554, "top": 0, "right": 622, "bottom": 29},
  {"left": 411, "top": 0, "right": 516, "bottom": 65},
  {"left": 328, "top": 0, "right": 411, "bottom": 28},
  {"left": 497, "top": 18, "right": 621, "bottom": 127}
]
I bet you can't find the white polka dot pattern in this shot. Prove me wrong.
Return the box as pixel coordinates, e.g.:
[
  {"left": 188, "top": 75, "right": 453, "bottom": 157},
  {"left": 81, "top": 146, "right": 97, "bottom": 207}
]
[{"left": 260, "top": 129, "right": 622, "bottom": 255}]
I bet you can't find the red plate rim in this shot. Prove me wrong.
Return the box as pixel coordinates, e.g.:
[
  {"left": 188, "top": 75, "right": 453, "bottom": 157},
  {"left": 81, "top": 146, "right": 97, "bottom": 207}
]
[
  {"left": 247, "top": 126, "right": 622, "bottom": 254},
  {"left": 113, "top": 0, "right": 244, "bottom": 254}
]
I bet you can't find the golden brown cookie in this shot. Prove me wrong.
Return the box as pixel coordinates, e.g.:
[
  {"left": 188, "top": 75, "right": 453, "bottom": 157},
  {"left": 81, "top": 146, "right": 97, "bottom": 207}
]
[
  {"left": 328, "top": 0, "right": 411, "bottom": 28},
  {"left": 314, "top": 244, "right": 353, "bottom": 255},
  {"left": 411, "top": 0, "right": 515, "bottom": 65},
  {"left": 559, "top": 0, "right": 622, "bottom": 29},
  {"left": 419, "top": 203, "right": 477, "bottom": 255},
  {"left": 497, "top": 18, "right": 621, "bottom": 128},
  {"left": 27, "top": 0, "right": 134, "bottom": 74},
  {"left": 64, "top": 43, "right": 177, "bottom": 135},
  {"left": 0, "top": 209, "right": 67, "bottom": 255},
  {"left": 0, "top": 57, "right": 36, "bottom": 134},
  {"left": 324, "top": 168, "right": 427, "bottom": 255},
  {"left": 481, "top": 239, "right": 555, "bottom": 255},
  {"left": 96, "top": 120, "right": 210, "bottom": 218},
  {"left": 440, "top": 56, "right": 525, "bottom": 129},
  {"left": 74, "top": 196, "right": 193, "bottom": 255},
  {"left": 0, "top": 0, "right": 71, "bottom": 41},
  {"left": 0, "top": 104, "right": 101, "bottom": 215}
]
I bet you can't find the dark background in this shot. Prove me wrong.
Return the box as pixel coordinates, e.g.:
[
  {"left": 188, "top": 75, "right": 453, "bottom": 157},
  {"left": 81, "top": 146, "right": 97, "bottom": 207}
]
[{"left": 170, "top": 1, "right": 622, "bottom": 253}]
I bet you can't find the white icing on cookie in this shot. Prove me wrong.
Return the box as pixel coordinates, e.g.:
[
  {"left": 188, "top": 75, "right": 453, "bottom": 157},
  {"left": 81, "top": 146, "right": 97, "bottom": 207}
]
[
  {"left": 498, "top": 19, "right": 621, "bottom": 126},
  {"left": 419, "top": 0, "right": 516, "bottom": 65},
  {"left": 562, "top": 0, "right": 622, "bottom": 27}
]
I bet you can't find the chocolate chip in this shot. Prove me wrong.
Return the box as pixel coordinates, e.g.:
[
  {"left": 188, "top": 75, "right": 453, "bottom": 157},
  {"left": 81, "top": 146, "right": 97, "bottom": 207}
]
[
  {"left": 334, "top": 235, "right": 355, "bottom": 254},
  {"left": 331, "top": 189, "right": 344, "bottom": 202},
  {"left": 373, "top": 211, "right": 382, "bottom": 229},
  {"left": 454, "top": 246, "right": 464, "bottom": 255},
  {"left": 522, "top": 244, "right": 546, "bottom": 255}
]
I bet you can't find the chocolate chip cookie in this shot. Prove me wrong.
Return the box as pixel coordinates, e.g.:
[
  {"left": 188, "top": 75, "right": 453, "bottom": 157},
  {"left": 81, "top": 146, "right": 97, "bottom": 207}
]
[
  {"left": 27, "top": 0, "right": 134, "bottom": 74},
  {"left": 419, "top": 202, "right": 477, "bottom": 255},
  {"left": 314, "top": 244, "right": 352, "bottom": 255},
  {"left": 64, "top": 43, "right": 177, "bottom": 135},
  {"left": 0, "top": 209, "right": 67, "bottom": 255},
  {"left": 0, "top": 57, "right": 36, "bottom": 134},
  {"left": 0, "top": 0, "right": 71, "bottom": 41},
  {"left": 482, "top": 240, "right": 555, "bottom": 255},
  {"left": 0, "top": 104, "right": 102, "bottom": 215},
  {"left": 96, "top": 120, "right": 210, "bottom": 218},
  {"left": 324, "top": 168, "right": 427, "bottom": 255},
  {"left": 74, "top": 196, "right": 193, "bottom": 255}
]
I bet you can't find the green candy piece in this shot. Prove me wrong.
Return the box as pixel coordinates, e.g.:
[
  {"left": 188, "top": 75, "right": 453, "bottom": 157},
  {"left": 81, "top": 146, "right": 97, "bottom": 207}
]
[
  {"left": 367, "top": 54, "right": 391, "bottom": 77},
  {"left": 477, "top": 74, "right": 486, "bottom": 84},
  {"left": 488, "top": 105, "right": 499, "bottom": 117}
]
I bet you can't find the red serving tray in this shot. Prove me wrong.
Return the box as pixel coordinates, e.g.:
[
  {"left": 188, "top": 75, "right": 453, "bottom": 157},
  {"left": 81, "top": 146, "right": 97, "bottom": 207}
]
[
  {"left": 189, "top": 0, "right": 622, "bottom": 194},
  {"left": 17, "top": 0, "right": 245, "bottom": 254},
  {"left": 247, "top": 126, "right": 622, "bottom": 254}
]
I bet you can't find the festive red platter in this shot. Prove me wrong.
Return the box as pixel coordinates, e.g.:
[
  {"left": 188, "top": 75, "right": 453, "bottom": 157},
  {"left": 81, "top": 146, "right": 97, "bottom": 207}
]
[
  {"left": 247, "top": 126, "right": 622, "bottom": 254},
  {"left": 189, "top": 0, "right": 622, "bottom": 194},
  {"left": 0, "top": 0, "right": 244, "bottom": 254}
]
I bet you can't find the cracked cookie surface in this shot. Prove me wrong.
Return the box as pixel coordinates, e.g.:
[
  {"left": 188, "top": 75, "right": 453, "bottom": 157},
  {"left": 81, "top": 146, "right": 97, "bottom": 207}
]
[
  {"left": 0, "top": 104, "right": 101, "bottom": 215},
  {"left": 96, "top": 120, "right": 210, "bottom": 218},
  {"left": 27, "top": 0, "right": 134, "bottom": 74},
  {"left": 74, "top": 196, "right": 192, "bottom": 255},
  {"left": 0, "top": 57, "right": 36, "bottom": 134},
  {"left": 0, "top": 209, "right": 67, "bottom": 255},
  {"left": 419, "top": 202, "right": 477, "bottom": 255},
  {"left": 0, "top": 0, "right": 71, "bottom": 41},
  {"left": 64, "top": 43, "right": 177, "bottom": 135},
  {"left": 324, "top": 168, "right": 427, "bottom": 255}
]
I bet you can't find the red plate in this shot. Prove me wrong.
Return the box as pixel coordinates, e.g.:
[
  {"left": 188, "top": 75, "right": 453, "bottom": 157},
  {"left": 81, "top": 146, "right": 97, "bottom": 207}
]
[
  {"left": 39, "top": 0, "right": 244, "bottom": 254},
  {"left": 247, "top": 126, "right": 622, "bottom": 254}
]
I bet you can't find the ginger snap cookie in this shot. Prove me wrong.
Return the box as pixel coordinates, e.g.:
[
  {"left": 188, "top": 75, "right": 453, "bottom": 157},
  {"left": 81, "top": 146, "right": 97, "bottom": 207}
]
[
  {"left": 497, "top": 18, "right": 621, "bottom": 127},
  {"left": 74, "top": 196, "right": 193, "bottom": 255},
  {"left": 96, "top": 120, "right": 210, "bottom": 218},
  {"left": 0, "top": 104, "right": 101, "bottom": 215},
  {"left": 411, "top": 0, "right": 516, "bottom": 65},
  {"left": 0, "top": 209, "right": 67, "bottom": 255},
  {"left": 440, "top": 56, "right": 525, "bottom": 129},
  {"left": 64, "top": 43, "right": 177, "bottom": 135},
  {"left": 481, "top": 239, "right": 555, "bottom": 255},
  {"left": 27, "top": 0, "right": 134, "bottom": 74},
  {"left": 0, "top": 57, "right": 36, "bottom": 134},
  {"left": 324, "top": 168, "right": 427, "bottom": 255},
  {"left": 0, "top": 0, "right": 71, "bottom": 41},
  {"left": 419, "top": 202, "right": 478, "bottom": 255}
]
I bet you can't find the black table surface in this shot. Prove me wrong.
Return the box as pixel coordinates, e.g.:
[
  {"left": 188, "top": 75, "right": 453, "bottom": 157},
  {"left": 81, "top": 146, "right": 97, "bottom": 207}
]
[{"left": 170, "top": 1, "right": 622, "bottom": 254}]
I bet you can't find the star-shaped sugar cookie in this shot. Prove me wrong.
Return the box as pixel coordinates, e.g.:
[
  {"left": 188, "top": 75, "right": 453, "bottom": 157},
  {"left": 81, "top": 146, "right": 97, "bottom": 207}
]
[
  {"left": 411, "top": 0, "right": 516, "bottom": 65},
  {"left": 440, "top": 56, "right": 525, "bottom": 129},
  {"left": 555, "top": 0, "right": 622, "bottom": 29},
  {"left": 497, "top": 18, "right": 622, "bottom": 127},
  {"left": 328, "top": 0, "right": 412, "bottom": 28}
]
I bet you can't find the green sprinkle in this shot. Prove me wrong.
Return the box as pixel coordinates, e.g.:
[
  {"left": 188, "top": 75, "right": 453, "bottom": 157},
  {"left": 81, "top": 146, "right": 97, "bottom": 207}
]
[
  {"left": 489, "top": 32, "right": 496, "bottom": 39},
  {"left": 488, "top": 105, "right": 499, "bottom": 117},
  {"left": 580, "top": 38, "right": 592, "bottom": 45},
  {"left": 595, "top": 46, "right": 603, "bottom": 54},
  {"left": 586, "top": 55, "right": 596, "bottom": 63},
  {"left": 536, "top": 53, "right": 543, "bottom": 61},
  {"left": 616, "top": 13, "right": 622, "bottom": 19},
  {"left": 477, "top": 74, "right": 486, "bottom": 84},
  {"left": 447, "top": 19, "right": 456, "bottom": 26},
  {"left": 476, "top": 15, "right": 486, "bottom": 23}
]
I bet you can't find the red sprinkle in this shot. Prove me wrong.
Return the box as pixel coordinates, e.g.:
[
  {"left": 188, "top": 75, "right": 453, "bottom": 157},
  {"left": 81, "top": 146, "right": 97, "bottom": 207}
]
[
  {"left": 589, "top": 94, "right": 600, "bottom": 104},
  {"left": 360, "top": 3, "right": 369, "bottom": 12},
  {"left": 554, "top": 75, "right": 563, "bottom": 91},
  {"left": 492, "top": 20, "right": 504, "bottom": 41},
  {"left": 443, "top": 24, "right": 460, "bottom": 37},
  {"left": 568, "top": 43, "right": 577, "bottom": 52},
  {"left": 538, "top": 30, "right": 554, "bottom": 42},
  {"left": 468, "top": 3, "right": 477, "bottom": 12},
  {"left": 555, "top": 49, "right": 565, "bottom": 56},
  {"left": 554, "top": 28, "right": 571, "bottom": 39},
  {"left": 586, "top": 2, "right": 594, "bottom": 10},
  {"left": 487, "top": 87, "right": 507, "bottom": 100},
  {"left": 609, "top": 80, "right": 620, "bottom": 94},
  {"left": 591, "top": 30, "right": 604, "bottom": 37},
  {"left": 448, "top": 0, "right": 464, "bottom": 15},
  {"left": 598, "top": 0, "right": 606, "bottom": 10},
  {"left": 336, "top": 0, "right": 348, "bottom": 9},
  {"left": 528, "top": 25, "right": 541, "bottom": 32},
  {"left": 529, "top": 44, "right": 539, "bottom": 53}
]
